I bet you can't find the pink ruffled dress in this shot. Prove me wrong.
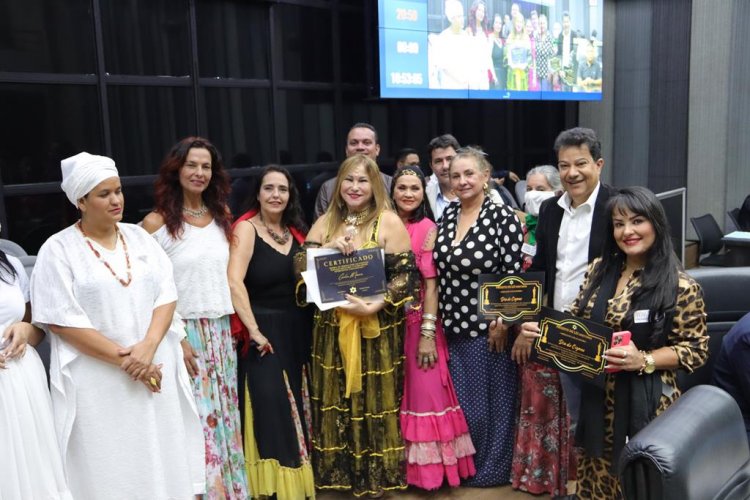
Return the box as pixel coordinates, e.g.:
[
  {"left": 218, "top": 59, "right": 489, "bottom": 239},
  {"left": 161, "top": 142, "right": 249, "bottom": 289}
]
[{"left": 400, "top": 217, "right": 476, "bottom": 490}]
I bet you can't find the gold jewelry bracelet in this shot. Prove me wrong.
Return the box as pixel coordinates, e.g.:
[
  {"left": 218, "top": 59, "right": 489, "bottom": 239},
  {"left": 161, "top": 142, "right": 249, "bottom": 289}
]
[{"left": 638, "top": 350, "right": 647, "bottom": 375}]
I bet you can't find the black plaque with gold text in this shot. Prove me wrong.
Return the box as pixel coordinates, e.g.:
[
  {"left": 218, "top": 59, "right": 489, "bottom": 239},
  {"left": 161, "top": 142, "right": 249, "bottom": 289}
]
[
  {"left": 314, "top": 248, "right": 386, "bottom": 303},
  {"left": 529, "top": 307, "right": 612, "bottom": 380},
  {"left": 478, "top": 272, "right": 545, "bottom": 323}
]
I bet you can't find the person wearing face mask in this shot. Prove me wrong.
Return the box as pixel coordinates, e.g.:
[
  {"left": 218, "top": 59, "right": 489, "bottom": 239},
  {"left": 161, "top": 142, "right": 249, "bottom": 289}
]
[
  {"left": 521, "top": 165, "right": 562, "bottom": 269},
  {"left": 510, "top": 165, "right": 573, "bottom": 497}
]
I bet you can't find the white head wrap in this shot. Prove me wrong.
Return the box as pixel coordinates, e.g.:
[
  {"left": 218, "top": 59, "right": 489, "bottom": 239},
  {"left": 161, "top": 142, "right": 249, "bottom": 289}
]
[{"left": 60, "top": 152, "right": 119, "bottom": 206}]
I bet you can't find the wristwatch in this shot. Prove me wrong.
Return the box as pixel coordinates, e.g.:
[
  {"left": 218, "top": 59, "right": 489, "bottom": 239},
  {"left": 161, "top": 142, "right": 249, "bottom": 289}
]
[{"left": 642, "top": 351, "right": 656, "bottom": 375}]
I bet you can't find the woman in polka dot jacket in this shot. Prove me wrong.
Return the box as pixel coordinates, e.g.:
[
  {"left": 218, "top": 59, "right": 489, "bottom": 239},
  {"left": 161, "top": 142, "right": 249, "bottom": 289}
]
[{"left": 433, "top": 147, "right": 524, "bottom": 487}]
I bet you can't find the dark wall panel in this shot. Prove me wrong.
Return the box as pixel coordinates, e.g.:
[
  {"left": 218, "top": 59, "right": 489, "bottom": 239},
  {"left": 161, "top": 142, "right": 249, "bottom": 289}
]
[
  {"left": 612, "top": 0, "right": 652, "bottom": 188},
  {"left": 648, "top": 0, "right": 692, "bottom": 192}
]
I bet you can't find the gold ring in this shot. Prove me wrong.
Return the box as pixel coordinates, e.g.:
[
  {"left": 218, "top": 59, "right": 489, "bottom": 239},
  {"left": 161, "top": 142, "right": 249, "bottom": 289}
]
[{"left": 150, "top": 377, "right": 158, "bottom": 387}]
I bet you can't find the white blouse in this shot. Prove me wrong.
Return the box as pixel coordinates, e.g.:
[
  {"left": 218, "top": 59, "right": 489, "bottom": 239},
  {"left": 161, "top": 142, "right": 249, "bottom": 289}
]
[{"left": 152, "top": 220, "right": 234, "bottom": 319}]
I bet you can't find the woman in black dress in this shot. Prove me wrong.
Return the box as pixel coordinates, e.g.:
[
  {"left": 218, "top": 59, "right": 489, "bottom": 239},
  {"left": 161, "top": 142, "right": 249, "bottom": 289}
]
[{"left": 228, "top": 165, "right": 313, "bottom": 499}]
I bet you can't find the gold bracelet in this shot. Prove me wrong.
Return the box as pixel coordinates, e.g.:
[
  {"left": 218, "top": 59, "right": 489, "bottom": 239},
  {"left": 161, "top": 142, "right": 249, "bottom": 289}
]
[{"left": 420, "top": 324, "right": 437, "bottom": 332}]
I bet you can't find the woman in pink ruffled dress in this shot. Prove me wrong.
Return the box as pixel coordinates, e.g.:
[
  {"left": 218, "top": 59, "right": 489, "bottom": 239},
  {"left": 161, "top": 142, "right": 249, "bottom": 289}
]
[{"left": 391, "top": 165, "right": 476, "bottom": 490}]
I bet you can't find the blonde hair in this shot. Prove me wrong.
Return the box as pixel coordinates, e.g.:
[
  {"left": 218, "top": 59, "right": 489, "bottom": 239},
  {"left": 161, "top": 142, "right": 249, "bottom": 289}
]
[
  {"left": 450, "top": 146, "right": 492, "bottom": 175},
  {"left": 508, "top": 11, "right": 527, "bottom": 40},
  {"left": 324, "top": 154, "right": 393, "bottom": 241}
]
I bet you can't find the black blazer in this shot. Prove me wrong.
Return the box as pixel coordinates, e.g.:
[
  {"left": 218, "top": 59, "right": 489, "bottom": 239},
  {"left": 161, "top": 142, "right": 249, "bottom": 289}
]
[{"left": 529, "top": 183, "right": 617, "bottom": 307}]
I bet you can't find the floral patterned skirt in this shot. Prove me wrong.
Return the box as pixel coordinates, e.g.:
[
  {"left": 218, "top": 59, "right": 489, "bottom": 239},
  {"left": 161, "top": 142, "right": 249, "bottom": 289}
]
[
  {"left": 184, "top": 316, "right": 248, "bottom": 499},
  {"left": 511, "top": 362, "right": 572, "bottom": 496}
]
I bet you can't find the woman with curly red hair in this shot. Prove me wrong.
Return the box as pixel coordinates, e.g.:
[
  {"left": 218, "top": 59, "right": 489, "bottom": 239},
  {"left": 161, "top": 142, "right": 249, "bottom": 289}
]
[{"left": 143, "top": 137, "right": 248, "bottom": 498}]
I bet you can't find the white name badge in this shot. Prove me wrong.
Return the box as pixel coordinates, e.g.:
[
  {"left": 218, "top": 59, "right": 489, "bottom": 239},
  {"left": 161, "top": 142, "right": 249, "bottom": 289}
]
[
  {"left": 634, "top": 309, "right": 650, "bottom": 324},
  {"left": 521, "top": 243, "right": 537, "bottom": 257}
]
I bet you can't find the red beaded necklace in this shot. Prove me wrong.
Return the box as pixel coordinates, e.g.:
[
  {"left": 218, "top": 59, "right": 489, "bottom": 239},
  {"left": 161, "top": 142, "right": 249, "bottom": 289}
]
[{"left": 76, "top": 221, "right": 132, "bottom": 287}]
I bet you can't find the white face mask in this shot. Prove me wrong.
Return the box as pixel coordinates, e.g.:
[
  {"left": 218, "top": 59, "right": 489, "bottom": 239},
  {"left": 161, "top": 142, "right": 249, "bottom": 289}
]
[{"left": 524, "top": 190, "right": 556, "bottom": 217}]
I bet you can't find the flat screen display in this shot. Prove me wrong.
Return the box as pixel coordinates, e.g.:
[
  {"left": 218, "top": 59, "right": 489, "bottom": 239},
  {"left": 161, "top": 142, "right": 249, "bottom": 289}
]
[
  {"left": 378, "top": 0, "right": 604, "bottom": 100},
  {"left": 656, "top": 187, "right": 686, "bottom": 266}
]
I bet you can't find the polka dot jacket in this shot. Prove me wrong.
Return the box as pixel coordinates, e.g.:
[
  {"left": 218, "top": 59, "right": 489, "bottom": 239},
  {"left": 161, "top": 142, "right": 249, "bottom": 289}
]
[{"left": 434, "top": 196, "right": 524, "bottom": 338}]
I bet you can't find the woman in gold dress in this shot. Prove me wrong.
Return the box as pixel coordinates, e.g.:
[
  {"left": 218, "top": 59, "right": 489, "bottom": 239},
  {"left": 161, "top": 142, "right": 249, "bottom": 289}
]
[{"left": 296, "top": 154, "right": 419, "bottom": 497}]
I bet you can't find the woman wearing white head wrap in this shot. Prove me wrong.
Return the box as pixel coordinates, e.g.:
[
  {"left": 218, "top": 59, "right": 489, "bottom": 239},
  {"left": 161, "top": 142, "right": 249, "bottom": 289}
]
[{"left": 30, "top": 152, "right": 205, "bottom": 499}]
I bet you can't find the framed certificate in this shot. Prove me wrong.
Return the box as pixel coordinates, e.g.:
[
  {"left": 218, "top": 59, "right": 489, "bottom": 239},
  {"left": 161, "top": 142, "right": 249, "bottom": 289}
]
[
  {"left": 477, "top": 272, "right": 545, "bottom": 323},
  {"left": 313, "top": 248, "right": 386, "bottom": 304},
  {"left": 530, "top": 307, "right": 612, "bottom": 381}
]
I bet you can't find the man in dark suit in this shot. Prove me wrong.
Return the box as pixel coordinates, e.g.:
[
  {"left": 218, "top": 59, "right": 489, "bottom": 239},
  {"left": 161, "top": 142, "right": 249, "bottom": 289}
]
[
  {"left": 312, "top": 122, "right": 392, "bottom": 220},
  {"left": 520, "top": 127, "right": 617, "bottom": 432}
]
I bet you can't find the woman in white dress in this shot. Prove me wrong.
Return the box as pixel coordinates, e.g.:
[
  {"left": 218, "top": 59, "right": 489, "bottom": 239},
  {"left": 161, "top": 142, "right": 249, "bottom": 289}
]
[
  {"left": 30, "top": 152, "right": 205, "bottom": 500},
  {"left": 143, "top": 137, "right": 248, "bottom": 499},
  {"left": 0, "top": 245, "right": 71, "bottom": 500}
]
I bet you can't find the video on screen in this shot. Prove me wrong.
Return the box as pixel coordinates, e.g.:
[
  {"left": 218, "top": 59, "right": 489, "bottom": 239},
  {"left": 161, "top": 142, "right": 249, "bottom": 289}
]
[{"left": 378, "top": 0, "right": 604, "bottom": 100}]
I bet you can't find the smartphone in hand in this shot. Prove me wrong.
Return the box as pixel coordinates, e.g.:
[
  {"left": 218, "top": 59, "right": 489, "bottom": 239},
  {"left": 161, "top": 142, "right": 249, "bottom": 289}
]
[{"left": 605, "top": 330, "right": 632, "bottom": 373}]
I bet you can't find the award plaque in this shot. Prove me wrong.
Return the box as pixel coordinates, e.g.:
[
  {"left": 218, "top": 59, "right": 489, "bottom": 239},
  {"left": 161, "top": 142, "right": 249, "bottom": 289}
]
[
  {"left": 477, "top": 272, "right": 545, "bottom": 323},
  {"left": 314, "top": 248, "right": 386, "bottom": 304},
  {"left": 529, "top": 307, "right": 612, "bottom": 381}
]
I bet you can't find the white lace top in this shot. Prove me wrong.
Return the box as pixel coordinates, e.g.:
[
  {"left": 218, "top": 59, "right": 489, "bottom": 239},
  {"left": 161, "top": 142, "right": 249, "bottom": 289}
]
[{"left": 153, "top": 220, "right": 234, "bottom": 319}]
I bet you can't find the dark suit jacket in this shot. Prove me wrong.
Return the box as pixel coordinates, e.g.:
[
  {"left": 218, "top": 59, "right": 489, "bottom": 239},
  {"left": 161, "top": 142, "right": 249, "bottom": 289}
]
[{"left": 529, "top": 183, "right": 617, "bottom": 307}]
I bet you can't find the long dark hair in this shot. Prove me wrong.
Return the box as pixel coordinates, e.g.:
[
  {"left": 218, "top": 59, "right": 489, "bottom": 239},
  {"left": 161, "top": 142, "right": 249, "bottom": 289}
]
[
  {"left": 247, "top": 165, "right": 308, "bottom": 232},
  {"left": 0, "top": 250, "right": 17, "bottom": 285},
  {"left": 390, "top": 166, "right": 434, "bottom": 223},
  {"left": 577, "top": 187, "right": 680, "bottom": 342},
  {"left": 467, "top": 0, "right": 489, "bottom": 35},
  {"left": 153, "top": 137, "right": 232, "bottom": 241}
]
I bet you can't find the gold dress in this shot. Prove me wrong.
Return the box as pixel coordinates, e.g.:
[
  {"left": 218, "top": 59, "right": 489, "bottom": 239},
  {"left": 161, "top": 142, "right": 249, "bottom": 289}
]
[{"left": 295, "top": 214, "right": 419, "bottom": 497}]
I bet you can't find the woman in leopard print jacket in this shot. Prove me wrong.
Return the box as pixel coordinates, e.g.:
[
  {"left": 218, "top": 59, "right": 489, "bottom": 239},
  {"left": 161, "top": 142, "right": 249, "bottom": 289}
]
[{"left": 569, "top": 186, "right": 708, "bottom": 499}]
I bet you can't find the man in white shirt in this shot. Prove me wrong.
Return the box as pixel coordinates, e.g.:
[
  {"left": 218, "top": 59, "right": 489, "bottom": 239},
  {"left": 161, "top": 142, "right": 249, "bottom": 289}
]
[
  {"left": 425, "top": 135, "right": 514, "bottom": 220},
  {"left": 526, "top": 127, "right": 617, "bottom": 431},
  {"left": 425, "top": 134, "right": 460, "bottom": 221},
  {"left": 313, "top": 123, "right": 392, "bottom": 220}
]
